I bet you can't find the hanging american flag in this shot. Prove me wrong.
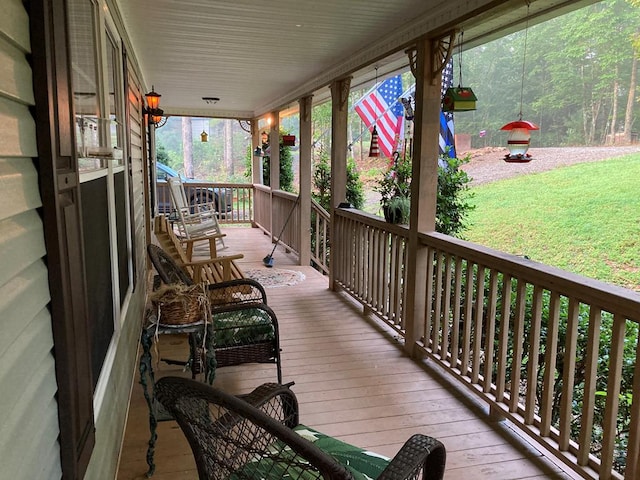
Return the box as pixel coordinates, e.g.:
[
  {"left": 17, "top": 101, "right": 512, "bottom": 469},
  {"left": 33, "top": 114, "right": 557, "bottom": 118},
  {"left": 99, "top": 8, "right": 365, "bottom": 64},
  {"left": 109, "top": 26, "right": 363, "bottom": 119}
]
[
  {"left": 440, "top": 59, "right": 456, "bottom": 158},
  {"left": 354, "top": 75, "right": 404, "bottom": 158}
]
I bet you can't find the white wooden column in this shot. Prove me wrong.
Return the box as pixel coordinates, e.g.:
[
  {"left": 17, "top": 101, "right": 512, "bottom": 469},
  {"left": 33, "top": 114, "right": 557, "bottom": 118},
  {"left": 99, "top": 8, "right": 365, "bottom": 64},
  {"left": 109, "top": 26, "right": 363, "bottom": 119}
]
[
  {"left": 328, "top": 76, "right": 351, "bottom": 290},
  {"left": 269, "top": 112, "right": 280, "bottom": 190},
  {"left": 299, "top": 95, "right": 313, "bottom": 267},
  {"left": 404, "top": 35, "right": 450, "bottom": 355},
  {"left": 251, "top": 119, "right": 262, "bottom": 184},
  {"left": 269, "top": 112, "right": 280, "bottom": 241}
]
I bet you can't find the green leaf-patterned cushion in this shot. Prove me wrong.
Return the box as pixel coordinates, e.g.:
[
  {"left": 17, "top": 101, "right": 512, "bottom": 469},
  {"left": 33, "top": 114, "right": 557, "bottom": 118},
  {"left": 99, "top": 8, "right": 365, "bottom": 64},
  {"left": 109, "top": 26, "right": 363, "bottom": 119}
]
[
  {"left": 209, "top": 307, "right": 275, "bottom": 347},
  {"left": 234, "top": 424, "right": 390, "bottom": 479}
]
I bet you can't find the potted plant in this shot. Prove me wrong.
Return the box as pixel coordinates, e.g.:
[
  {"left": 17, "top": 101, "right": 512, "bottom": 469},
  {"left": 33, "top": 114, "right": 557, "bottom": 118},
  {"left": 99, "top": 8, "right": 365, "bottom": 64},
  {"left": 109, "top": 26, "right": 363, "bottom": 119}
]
[{"left": 376, "top": 152, "right": 411, "bottom": 224}]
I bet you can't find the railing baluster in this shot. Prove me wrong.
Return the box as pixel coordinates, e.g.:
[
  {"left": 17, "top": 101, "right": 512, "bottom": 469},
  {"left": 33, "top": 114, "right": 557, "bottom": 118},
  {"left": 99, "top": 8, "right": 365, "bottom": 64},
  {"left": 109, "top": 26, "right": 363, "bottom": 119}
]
[
  {"left": 510, "top": 279, "right": 527, "bottom": 413},
  {"left": 424, "top": 247, "right": 435, "bottom": 349},
  {"left": 483, "top": 269, "right": 499, "bottom": 393},
  {"left": 495, "top": 275, "right": 512, "bottom": 402},
  {"left": 525, "top": 286, "right": 543, "bottom": 425},
  {"left": 600, "top": 314, "right": 626, "bottom": 476},
  {"left": 625, "top": 332, "right": 640, "bottom": 479},
  {"left": 450, "top": 257, "right": 463, "bottom": 369},
  {"left": 578, "top": 308, "right": 602, "bottom": 466},
  {"left": 540, "top": 291, "right": 560, "bottom": 436},
  {"left": 432, "top": 252, "right": 444, "bottom": 355},
  {"left": 461, "top": 261, "right": 474, "bottom": 377},
  {"left": 559, "top": 297, "right": 580, "bottom": 451},
  {"left": 471, "top": 265, "right": 485, "bottom": 384},
  {"left": 441, "top": 254, "right": 453, "bottom": 359}
]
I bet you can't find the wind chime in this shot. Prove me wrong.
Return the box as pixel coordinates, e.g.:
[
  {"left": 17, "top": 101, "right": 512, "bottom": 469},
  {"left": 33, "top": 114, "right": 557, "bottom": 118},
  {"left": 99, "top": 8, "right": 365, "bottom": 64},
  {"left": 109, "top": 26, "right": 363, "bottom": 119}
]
[
  {"left": 501, "top": 1, "right": 539, "bottom": 162},
  {"left": 368, "top": 67, "right": 380, "bottom": 157}
]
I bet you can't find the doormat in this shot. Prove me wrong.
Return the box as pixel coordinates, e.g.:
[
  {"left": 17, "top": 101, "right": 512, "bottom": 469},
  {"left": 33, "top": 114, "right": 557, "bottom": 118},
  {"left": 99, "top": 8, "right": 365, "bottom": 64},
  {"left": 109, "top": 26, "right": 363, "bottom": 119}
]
[{"left": 244, "top": 268, "right": 305, "bottom": 288}]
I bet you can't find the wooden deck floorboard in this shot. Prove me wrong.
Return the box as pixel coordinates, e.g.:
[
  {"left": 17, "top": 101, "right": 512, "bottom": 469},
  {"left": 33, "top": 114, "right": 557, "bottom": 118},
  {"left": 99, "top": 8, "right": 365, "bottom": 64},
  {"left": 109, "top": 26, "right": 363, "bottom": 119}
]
[{"left": 116, "top": 225, "right": 580, "bottom": 480}]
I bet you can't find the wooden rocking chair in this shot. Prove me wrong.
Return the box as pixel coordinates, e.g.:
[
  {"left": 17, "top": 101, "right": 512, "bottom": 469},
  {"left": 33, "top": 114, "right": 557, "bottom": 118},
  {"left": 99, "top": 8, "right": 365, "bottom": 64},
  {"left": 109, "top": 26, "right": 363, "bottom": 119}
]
[
  {"left": 154, "top": 215, "right": 244, "bottom": 283},
  {"left": 168, "top": 176, "right": 225, "bottom": 249}
]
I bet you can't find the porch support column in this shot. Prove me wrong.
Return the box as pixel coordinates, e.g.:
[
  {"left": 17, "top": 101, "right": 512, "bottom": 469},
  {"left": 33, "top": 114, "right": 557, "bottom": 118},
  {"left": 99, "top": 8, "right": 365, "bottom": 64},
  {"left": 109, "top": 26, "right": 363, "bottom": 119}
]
[
  {"left": 299, "top": 95, "right": 313, "bottom": 267},
  {"left": 269, "top": 111, "right": 280, "bottom": 190},
  {"left": 269, "top": 111, "right": 280, "bottom": 241},
  {"left": 404, "top": 36, "right": 444, "bottom": 356},
  {"left": 251, "top": 118, "right": 262, "bottom": 185},
  {"left": 329, "top": 76, "right": 351, "bottom": 290}
]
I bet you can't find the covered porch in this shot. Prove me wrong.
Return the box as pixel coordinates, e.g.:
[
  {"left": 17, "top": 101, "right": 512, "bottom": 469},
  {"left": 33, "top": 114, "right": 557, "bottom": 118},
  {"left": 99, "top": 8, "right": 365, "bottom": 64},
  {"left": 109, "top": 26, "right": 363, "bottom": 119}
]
[{"left": 117, "top": 225, "right": 581, "bottom": 480}]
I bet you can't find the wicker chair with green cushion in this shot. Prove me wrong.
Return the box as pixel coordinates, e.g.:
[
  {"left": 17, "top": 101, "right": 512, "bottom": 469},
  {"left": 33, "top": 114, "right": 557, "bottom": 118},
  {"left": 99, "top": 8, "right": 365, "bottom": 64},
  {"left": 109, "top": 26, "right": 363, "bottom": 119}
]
[
  {"left": 146, "top": 243, "right": 281, "bottom": 382},
  {"left": 155, "top": 377, "right": 447, "bottom": 480}
]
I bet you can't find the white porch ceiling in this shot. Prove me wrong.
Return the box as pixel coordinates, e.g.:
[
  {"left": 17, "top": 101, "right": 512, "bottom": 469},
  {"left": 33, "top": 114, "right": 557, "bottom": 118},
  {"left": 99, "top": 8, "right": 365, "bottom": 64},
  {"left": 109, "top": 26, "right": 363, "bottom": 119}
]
[{"left": 114, "top": 0, "right": 597, "bottom": 119}]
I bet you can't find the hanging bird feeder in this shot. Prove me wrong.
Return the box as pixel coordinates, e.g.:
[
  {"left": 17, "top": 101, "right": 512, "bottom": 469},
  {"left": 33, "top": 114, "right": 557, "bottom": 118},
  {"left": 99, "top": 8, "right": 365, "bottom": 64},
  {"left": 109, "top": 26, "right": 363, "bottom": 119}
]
[
  {"left": 442, "top": 86, "right": 477, "bottom": 112},
  {"left": 442, "top": 31, "right": 477, "bottom": 112},
  {"left": 500, "top": 120, "right": 539, "bottom": 162},
  {"left": 282, "top": 134, "right": 296, "bottom": 146}
]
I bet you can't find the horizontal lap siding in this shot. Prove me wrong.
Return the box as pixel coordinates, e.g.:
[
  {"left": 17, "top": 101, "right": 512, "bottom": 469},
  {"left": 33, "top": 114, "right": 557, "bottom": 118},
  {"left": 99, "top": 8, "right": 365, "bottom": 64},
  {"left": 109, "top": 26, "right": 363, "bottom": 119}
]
[{"left": 0, "top": 1, "right": 61, "bottom": 478}]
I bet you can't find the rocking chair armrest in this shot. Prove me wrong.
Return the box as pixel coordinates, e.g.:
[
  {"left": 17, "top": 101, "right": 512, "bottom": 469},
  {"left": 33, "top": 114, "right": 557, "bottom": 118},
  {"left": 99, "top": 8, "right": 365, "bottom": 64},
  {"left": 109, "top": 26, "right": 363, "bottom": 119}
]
[
  {"left": 183, "top": 254, "right": 243, "bottom": 268},
  {"left": 377, "top": 434, "right": 446, "bottom": 480},
  {"left": 184, "top": 255, "right": 243, "bottom": 283},
  {"left": 181, "top": 233, "right": 227, "bottom": 261}
]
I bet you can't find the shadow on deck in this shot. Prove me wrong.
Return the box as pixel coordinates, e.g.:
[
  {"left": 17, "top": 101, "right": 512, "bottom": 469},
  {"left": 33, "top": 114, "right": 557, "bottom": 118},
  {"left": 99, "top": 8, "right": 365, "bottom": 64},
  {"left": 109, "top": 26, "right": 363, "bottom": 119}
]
[{"left": 116, "top": 225, "right": 580, "bottom": 480}]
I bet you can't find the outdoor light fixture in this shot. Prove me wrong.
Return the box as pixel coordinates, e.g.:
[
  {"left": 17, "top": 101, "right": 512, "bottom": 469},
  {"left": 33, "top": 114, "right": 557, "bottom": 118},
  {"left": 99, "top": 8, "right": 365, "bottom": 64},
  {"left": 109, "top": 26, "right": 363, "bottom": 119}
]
[{"left": 144, "top": 86, "right": 167, "bottom": 127}]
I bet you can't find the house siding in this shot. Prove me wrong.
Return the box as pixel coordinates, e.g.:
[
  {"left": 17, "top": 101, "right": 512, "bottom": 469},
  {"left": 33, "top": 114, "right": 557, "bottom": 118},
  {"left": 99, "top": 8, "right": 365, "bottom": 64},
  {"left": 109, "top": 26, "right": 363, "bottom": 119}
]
[{"left": 0, "top": 1, "right": 62, "bottom": 478}]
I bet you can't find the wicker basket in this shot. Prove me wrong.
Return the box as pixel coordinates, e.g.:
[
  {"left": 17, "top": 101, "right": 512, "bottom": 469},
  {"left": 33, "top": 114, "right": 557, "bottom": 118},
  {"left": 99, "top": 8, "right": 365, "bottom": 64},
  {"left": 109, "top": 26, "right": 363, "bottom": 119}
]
[{"left": 151, "top": 284, "right": 208, "bottom": 325}]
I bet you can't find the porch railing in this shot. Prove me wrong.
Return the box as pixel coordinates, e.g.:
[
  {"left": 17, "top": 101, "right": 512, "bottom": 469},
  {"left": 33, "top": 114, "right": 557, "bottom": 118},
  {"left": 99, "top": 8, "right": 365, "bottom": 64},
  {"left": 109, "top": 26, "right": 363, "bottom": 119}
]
[
  {"left": 253, "top": 184, "right": 271, "bottom": 232},
  {"left": 310, "top": 199, "right": 330, "bottom": 274},
  {"left": 272, "top": 190, "right": 300, "bottom": 255},
  {"left": 157, "top": 181, "right": 254, "bottom": 224},
  {"left": 333, "top": 208, "right": 640, "bottom": 480},
  {"left": 333, "top": 208, "right": 409, "bottom": 334}
]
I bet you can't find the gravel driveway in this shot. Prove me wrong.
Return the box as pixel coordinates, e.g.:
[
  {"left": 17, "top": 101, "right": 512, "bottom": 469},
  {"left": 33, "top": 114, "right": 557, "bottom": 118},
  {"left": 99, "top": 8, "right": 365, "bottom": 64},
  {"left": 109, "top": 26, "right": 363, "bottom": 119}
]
[{"left": 461, "top": 145, "right": 640, "bottom": 185}]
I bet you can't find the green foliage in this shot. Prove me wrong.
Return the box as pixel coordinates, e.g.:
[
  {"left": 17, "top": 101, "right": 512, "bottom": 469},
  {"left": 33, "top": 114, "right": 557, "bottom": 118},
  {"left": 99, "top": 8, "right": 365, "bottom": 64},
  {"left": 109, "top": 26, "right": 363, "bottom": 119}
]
[
  {"left": 157, "top": 144, "right": 170, "bottom": 165},
  {"left": 453, "top": 0, "right": 640, "bottom": 147},
  {"left": 346, "top": 158, "right": 365, "bottom": 210},
  {"left": 312, "top": 153, "right": 331, "bottom": 210},
  {"left": 262, "top": 129, "right": 294, "bottom": 192},
  {"left": 312, "top": 154, "right": 365, "bottom": 211},
  {"left": 375, "top": 153, "right": 411, "bottom": 205},
  {"left": 436, "top": 153, "right": 475, "bottom": 237}
]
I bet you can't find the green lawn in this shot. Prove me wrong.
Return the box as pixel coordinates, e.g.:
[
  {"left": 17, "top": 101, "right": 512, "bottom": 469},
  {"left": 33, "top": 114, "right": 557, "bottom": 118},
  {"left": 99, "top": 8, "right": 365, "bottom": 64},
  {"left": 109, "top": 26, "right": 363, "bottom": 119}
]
[{"left": 465, "top": 154, "right": 640, "bottom": 291}]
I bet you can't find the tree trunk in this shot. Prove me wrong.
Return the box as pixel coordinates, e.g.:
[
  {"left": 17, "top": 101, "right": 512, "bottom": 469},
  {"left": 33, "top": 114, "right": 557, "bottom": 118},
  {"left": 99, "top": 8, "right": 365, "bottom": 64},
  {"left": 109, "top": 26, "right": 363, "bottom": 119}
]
[
  {"left": 609, "top": 71, "right": 619, "bottom": 144},
  {"left": 182, "top": 117, "right": 193, "bottom": 178},
  {"left": 224, "top": 119, "right": 234, "bottom": 175},
  {"left": 623, "top": 53, "right": 638, "bottom": 143}
]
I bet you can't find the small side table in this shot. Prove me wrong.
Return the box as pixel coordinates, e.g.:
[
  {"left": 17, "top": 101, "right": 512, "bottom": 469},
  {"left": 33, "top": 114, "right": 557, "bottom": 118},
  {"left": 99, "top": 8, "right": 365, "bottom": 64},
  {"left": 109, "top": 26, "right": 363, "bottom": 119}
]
[{"left": 139, "top": 318, "right": 215, "bottom": 477}]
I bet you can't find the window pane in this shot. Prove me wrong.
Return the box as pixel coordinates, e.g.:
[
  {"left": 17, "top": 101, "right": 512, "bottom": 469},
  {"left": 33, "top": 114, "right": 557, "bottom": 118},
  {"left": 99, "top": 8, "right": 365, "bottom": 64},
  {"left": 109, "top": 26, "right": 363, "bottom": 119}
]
[{"left": 68, "top": 0, "right": 101, "bottom": 171}]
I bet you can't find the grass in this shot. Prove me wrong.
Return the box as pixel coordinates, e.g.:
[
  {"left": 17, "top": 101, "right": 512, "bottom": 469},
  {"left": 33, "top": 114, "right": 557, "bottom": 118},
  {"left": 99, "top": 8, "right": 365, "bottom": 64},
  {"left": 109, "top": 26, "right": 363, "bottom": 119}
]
[{"left": 465, "top": 154, "right": 640, "bottom": 291}]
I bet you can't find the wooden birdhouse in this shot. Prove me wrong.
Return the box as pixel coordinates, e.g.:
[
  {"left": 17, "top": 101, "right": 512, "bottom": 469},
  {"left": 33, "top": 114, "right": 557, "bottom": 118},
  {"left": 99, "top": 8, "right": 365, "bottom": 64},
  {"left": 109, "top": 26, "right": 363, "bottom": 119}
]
[{"left": 442, "top": 87, "right": 477, "bottom": 112}]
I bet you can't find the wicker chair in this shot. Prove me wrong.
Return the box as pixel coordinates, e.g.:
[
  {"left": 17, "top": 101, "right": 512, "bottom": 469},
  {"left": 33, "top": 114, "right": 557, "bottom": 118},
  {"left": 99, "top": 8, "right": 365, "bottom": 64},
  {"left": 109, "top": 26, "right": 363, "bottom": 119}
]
[
  {"left": 155, "top": 377, "right": 446, "bottom": 480},
  {"left": 147, "top": 244, "right": 282, "bottom": 383}
]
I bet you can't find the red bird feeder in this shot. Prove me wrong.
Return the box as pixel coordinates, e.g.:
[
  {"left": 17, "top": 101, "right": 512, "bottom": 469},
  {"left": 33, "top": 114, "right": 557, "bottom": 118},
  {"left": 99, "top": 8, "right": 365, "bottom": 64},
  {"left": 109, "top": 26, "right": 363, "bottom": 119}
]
[
  {"left": 500, "top": 120, "right": 539, "bottom": 162},
  {"left": 282, "top": 134, "right": 296, "bottom": 146}
]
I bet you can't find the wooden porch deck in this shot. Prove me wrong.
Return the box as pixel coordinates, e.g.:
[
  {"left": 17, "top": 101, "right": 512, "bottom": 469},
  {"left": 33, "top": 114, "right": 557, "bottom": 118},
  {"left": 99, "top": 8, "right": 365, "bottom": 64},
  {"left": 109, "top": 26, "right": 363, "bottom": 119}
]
[{"left": 117, "top": 225, "right": 580, "bottom": 480}]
